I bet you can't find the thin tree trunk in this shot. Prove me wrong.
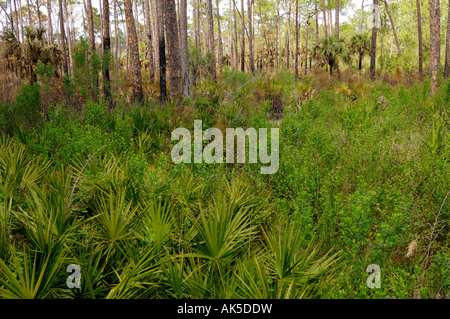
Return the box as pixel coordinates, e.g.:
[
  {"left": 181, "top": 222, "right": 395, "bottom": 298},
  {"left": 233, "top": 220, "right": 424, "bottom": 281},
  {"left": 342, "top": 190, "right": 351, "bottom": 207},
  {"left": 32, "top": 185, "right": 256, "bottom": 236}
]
[
  {"left": 241, "top": 0, "right": 245, "bottom": 72},
  {"left": 429, "top": 0, "right": 441, "bottom": 95},
  {"left": 47, "top": 0, "right": 53, "bottom": 44},
  {"left": 86, "top": 0, "right": 95, "bottom": 50},
  {"left": 63, "top": 0, "right": 73, "bottom": 73},
  {"left": 157, "top": 0, "right": 167, "bottom": 102},
  {"left": 248, "top": 0, "right": 255, "bottom": 73},
  {"left": 114, "top": 0, "right": 118, "bottom": 61},
  {"left": 164, "top": 0, "right": 183, "bottom": 98},
  {"left": 234, "top": 0, "right": 239, "bottom": 69},
  {"left": 150, "top": 0, "right": 159, "bottom": 79},
  {"left": 322, "top": 0, "right": 327, "bottom": 38},
  {"left": 206, "top": 0, "right": 217, "bottom": 80},
  {"left": 37, "top": 0, "right": 42, "bottom": 29},
  {"left": 180, "top": 0, "right": 189, "bottom": 96},
  {"left": 383, "top": 0, "right": 401, "bottom": 56},
  {"left": 305, "top": 20, "right": 309, "bottom": 75},
  {"left": 276, "top": 0, "right": 280, "bottom": 67},
  {"left": 369, "top": 0, "right": 378, "bottom": 80},
  {"left": 216, "top": 0, "right": 223, "bottom": 69},
  {"left": 26, "top": 0, "right": 31, "bottom": 24},
  {"left": 19, "top": 0, "right": 24, "bottom": 43},
  {"left": 315, "top": 2, "right": 319, "bottom": 43},
  {"left": 58, "top": 0, "right": 68, "bottom": 76},
  {"left": 287, "top": 0, "right": 291, "bottom": 69},
  {"left": 416, "top": 0, "right": 423, "bottom": 76},
  {"left": 102, "top": 0, "right": 111, "bottom": 101},
  {"left": 124, "top": 0, "right": 144, "bottom": 103},
  {"left": 229, "top": 0, "right": 234, "bottom": 66},
  {"left": 335, "top": 0, "right": 339, "bottom": 39},
  {"left": 295, "top": 0, "right": 299, "bottom": 79},
  {"left": 444, "top": 0, "right": 450, "bottom": 78}
]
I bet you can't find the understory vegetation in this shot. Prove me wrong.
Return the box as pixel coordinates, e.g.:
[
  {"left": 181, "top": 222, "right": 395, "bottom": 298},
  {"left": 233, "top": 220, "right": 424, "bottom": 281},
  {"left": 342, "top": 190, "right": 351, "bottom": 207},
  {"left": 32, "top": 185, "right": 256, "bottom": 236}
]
[{"left": 0, "top": 66, "right": 448, "bottom": 299}]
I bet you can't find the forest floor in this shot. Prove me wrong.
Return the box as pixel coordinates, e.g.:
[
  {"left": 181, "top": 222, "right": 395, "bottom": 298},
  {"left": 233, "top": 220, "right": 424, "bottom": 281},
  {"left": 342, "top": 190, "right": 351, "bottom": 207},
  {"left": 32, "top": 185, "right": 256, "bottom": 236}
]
[{"left": 0, "top": 66, "right": 448, "bottom": 299}]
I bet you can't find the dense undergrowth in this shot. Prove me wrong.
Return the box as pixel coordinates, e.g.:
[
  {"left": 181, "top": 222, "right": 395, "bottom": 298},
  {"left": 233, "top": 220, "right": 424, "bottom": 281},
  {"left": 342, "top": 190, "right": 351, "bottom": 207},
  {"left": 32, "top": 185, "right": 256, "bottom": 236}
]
[{"left": 0, "top": 68, "right": 449, "bottom": 299}]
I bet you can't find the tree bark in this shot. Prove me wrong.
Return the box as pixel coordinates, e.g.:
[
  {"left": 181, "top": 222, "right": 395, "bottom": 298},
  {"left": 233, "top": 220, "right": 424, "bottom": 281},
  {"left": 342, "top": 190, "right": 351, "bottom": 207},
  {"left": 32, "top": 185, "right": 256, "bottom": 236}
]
[
  {"left": 322, "top": 0, "right": 327, "bottom": 38},
  {"left": 86, "top": 0, "right": 95, "bottom": 51},
  {"left": 58, "top": 0, "right": 68, "bottom": 76},
  {"left": 216, "top": 0, "right": 224, "bottom": 70},
  {"left": 180, "top": 0, "right": 189, "bottom": 96},
  {"left": 150, "top": 0, "right": 159, "bottom": 79},
  {"left": 143, "top": 0, "right": 154, "bottom": 81},
  {"left": 157, "top": 0, "right": 167, "bottom": 102},
  {"left": 416, "top": 0, "right": 423, "bottom": 76},
  {"left": 63, "top": 0, "right": 73, "bottom": 73},
  {"left": 295, "top": 0, "right": 299, "bottom": 79},
  {"left": 124, "top": 0, "right": 144, "bottom": 103},
  {"left": 234, "top": 0, "right": 239, "bottom": 69},
  {"left": 248, "top": 0, "right": 255, "bottom": 73},
  {"left": 287, "top": 0, "right": 291, "bottom": 69},
  {"left": 429, "top": 0, "right": 441, "bottom": 95},
  {"left": 206, "top": 0, "right": 217, "bottom": 80},
  {"left": 102, "top": 0, "right": 111, "bottom": 101},
  {"left": 369, "top": 0, "right": 378, "bottom": 80},
  {"left": 383, "top": 0, "right": 401, "bottom": 56},
  {"left": 335, "top": 0, "right": 339, "bottom": 39},
  {"left": 47, "top": 0, "right": 53, "bottom": 44},
  {"left": 164, "top": 0, "right": 183, "bottom": 98},
  {"left": 241, "top": 0, "right": 245, "bottom": 72},
  {"left": 315, "top": 1, "right": 319, "bottom": 43},
  {"left": 444, "top": 0, "right": 450, "bottom": 78},
  {"left": 305, "top": 20, "right": 309, "bottom": 75}
]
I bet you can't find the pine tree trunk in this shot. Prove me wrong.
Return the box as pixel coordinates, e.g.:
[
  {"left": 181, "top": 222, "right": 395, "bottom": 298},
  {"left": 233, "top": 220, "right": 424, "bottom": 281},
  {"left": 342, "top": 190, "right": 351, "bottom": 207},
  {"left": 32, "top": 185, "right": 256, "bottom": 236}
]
[
  {"left": 287, "top": 0, "right": 291, "bottom": 69},
  {"left": 37, "top": 0, "right": 42, "bottom": 29},
  {"left": 322, "top": 0, "right": 327, "bottom": 38},
  {"left": 86, "top": 0, "right": 96, "bottom": 50},
  {"left": 335, "top": 0, "right": 339, "bottom": 39},
  {"left": 47, "top": 0, "right": 53, "bottom": 44},
  {"left": 234, "top": 0, "right": 239, "bottom": 69},
  {"left": 241, "top": 0, "right": 245, "bottom": 72},
  {"left": 248, "top": 0, "right": 255, "bottom": 73},
  {"left": 26, "top": 0, "right": 31, "bottom": 24},
  {"left": 315, "top": 2, "right": 319, "bottom": 43},
  {"left": 276, "top": 0, "right": 280, "bottom": 67},
  {"left": 164, "top": 0, "right": 182, "bottom": 98},
  {"left": 229, "top": 0, "right": 234, "bottom": 67},
  {"left": 295, "top": 0, "right": 299, "bottom": 79},
  {"left": 124, "top": 0, "right": 144, "bottom": 103},
  {"left": 206, "top": 0, "right": 217, "bottom": 80},
  {"left": 416, "top": 0, "right": 423, "bottom": 76},
  {"left": 102, "top": 0, "right": 111, "bottom": 101},
  {"left": 369, "top": 0, "right": 378, "bottom": 80},
  {"left": 58, "top": 0, "right": 68, "bottom": 76},
  {"left": 63, "top": 0, "right": 73, "bottom": 73},
  {"left": 444, "top": 0, "right": 450, "bottom": 79},
  {"left": 429, "top": 0, "right": 441, "bottom": 95},
  {"left": 216, "top": 0, "right": 223, "bottom": 70},
  {"left": 157, "top": 0, "right": 167, "bottom": 102},
  {"left": 180, "top": 0, "right": 190, "bottom": 96},
  {"left": 150, "top": 0, "right": 159, "bottom": 78},
  {"left": 305, "top": 20, "right": 309, "bottom": 75},
  {"left": 383, "top": 0, "right": 401, "bottom": 56}
]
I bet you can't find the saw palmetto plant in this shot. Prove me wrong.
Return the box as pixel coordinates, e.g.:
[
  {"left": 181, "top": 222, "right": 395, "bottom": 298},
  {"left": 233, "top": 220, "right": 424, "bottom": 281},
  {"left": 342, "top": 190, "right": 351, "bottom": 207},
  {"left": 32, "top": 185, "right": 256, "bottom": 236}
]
[{"left": 0, "top": 26, "right": 61, "bottom": 83}]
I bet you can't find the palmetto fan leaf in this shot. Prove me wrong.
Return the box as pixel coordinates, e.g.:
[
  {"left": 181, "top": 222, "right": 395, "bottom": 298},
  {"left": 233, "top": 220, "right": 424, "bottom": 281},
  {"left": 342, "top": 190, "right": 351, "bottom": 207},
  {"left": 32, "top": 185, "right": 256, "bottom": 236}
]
[
  {"left": 187, "top": 192, "right": 257, "bottom": 262},
  {"left": 0, "top": 246, "right": 64, "bottom": 299}
]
